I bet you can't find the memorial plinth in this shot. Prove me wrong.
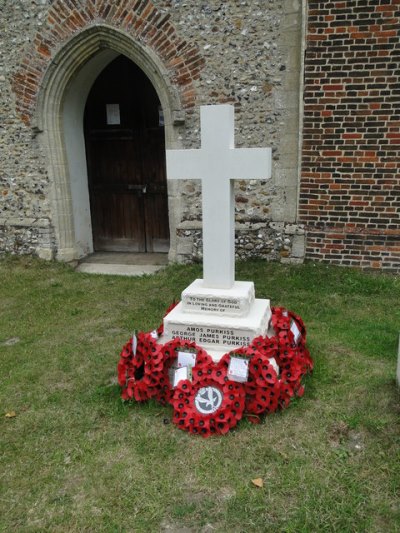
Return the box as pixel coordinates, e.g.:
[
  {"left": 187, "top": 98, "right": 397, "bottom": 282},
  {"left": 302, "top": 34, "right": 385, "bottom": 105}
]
[
  {"left": 117, "top": 104, "right": 313, "bottom": 438},
  {"left": 181, "top": 279, "right": 255, "bottom": 317},
  {"left": 161, "top": 279, "right": 271, "bottom": 361}
]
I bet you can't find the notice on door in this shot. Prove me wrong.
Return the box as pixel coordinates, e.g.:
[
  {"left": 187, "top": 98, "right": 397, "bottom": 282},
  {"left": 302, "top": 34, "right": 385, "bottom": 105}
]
[{"left": 106, "top": 103, "right": 120, "bottom": 125}]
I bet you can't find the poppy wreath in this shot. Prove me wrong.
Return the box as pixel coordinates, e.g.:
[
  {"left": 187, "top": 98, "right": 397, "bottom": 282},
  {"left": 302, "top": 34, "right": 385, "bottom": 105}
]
[
  {"left": 171, "top": 368, "right": 246, "bottom": 437},
  {"left": 271, "top": 306, "right": 313, "bottom": 373},
  {"left": 270, "top": 306, "right": 313, "bottom": 406},
  {"left": 117, "top": 332, "right": 164, "bottom": 402},
  {"left": 271, "top": 306, "right": 306, "bottom": 347},
  {"left": 156, "top": 338, "right": 213, "bottom": 405},
  {"left": 117, "top": 302, "right": 313, "bottom": 436},
  {"left": 217, "top": 346, "right": 280, "bottom": 421}
]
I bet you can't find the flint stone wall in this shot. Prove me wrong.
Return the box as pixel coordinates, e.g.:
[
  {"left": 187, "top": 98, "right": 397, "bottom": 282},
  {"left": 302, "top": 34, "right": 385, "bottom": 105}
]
[
  {"left": 0, "top": 0, "right": 304, "bottom": 263},
  {"left": 0, "top": 2, "right": 53, "bottom": 258},
  {"left": 165, "top": 0, "right": 304, "bottom": 263}
]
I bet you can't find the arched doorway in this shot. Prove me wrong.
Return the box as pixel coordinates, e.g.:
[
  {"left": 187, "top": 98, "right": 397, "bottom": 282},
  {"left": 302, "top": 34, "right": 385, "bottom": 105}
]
[
  {"left": 84, "top": 55, "right": 170, "bottom": 253},
  {"left": 34, "top": 25, "right": 184, "bottom": 262}
]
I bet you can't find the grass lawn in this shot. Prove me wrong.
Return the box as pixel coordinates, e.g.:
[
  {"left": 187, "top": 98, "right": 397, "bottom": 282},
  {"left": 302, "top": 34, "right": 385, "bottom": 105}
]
[{"left": 1, "top": 256, "right": 399, "bottom": 532}]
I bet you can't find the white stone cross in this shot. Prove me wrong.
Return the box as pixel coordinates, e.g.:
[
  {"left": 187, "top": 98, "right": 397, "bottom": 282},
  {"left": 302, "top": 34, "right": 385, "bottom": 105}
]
[{"left": 166, "top": 104, "right": 271, "bottom": 290}]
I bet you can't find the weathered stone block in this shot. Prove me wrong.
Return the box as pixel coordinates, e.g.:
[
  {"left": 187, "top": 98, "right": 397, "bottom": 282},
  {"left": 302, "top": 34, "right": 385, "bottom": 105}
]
[{"left": 291, "top": 234, "right": 305, "bottom": 258}]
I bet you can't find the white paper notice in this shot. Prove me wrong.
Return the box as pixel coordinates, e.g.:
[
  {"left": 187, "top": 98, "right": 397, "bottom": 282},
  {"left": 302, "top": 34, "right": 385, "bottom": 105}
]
[
  {"left": 172, "top": 366, "right": 189, "bottom": 388},
  {"left": 290, "top": 320, "right": 301, "bottom": 345},
  {"left": 269, "top": 357, "right": 280, "bottom": 376},
  {"left": 106, "top": 103, "right": 120, "bottom": 125},
  {"left": 228, "top": 356, "right": 249, "bottom": 383},
  {"left": 177, "top": 351, "right": 196, "bottom": 368}
]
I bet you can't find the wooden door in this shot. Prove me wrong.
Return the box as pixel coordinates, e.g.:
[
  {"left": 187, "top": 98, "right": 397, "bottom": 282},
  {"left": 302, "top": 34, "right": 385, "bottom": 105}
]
[{"left": 84, "top": 55, "right": 170, "bottom": 252}]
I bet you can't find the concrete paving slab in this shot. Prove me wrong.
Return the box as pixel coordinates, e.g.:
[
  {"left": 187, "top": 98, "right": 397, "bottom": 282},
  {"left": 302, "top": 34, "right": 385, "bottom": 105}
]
[
  {"left": 83, "top": 252, "right": 168, "bottom": 265},
  {"left": 76, "top": 263, "right": 165, "bottom": 276}
]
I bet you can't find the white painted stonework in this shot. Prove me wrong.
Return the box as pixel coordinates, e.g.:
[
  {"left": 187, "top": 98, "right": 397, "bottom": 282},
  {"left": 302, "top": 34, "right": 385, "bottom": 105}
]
[
  {"left": 162, "top": 104, "right": 272, "bottom": 361},
  {"left": 163, "top": 299, "right": 271, "bottom": 359},
  {"left": 181, "top": 279, "right": 255, "bottom": 317},
  {"left": 166, "top": 104, "right": 271, "bottom": 289}
]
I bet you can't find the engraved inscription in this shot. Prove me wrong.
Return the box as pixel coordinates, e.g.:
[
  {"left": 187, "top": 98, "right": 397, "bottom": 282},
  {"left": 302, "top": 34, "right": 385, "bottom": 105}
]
[
  {"left": 168, "top": 324, "right": 252, "bottom": 347},
  {"left": 185, "top": 295, "right": 242, "bottom": 314}
]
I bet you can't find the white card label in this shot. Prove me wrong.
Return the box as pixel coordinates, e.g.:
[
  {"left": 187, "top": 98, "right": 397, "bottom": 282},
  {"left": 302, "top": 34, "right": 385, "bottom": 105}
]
[
  {"left": 150, "top": 329, "right": 158, "bottom": 339},
  {"left": 172, "top": 366, "right": 190, "bottom": 388},
  {"left": 290, "top": 320, "right": 301, "bottom": 345},
  {"left": 227, "top": 356, "right": 249, "bottom": 383},
  {"left": 269, "top": 357, "right": 279, "bottom": 376},
  {"left": 106, "top": 103, "right": 120, "bottom": 125},
  {"left": 177, "top": 350, "right": 196, "bottom": 368},
  {"left": 132, "top": 332, "right": 137, "bottom": 356}
]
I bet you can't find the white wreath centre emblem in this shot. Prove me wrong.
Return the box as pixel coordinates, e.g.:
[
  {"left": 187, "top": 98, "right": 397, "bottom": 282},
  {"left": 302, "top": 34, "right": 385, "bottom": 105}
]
[{"left": 194, "top": 386, "right": 223, "bottom": 414}]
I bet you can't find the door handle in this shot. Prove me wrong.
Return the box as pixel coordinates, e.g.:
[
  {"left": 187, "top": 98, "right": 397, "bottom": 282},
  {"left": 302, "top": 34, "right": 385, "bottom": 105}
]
[{"left": 127, "top": 184, "right": 147, "bottom": 194}]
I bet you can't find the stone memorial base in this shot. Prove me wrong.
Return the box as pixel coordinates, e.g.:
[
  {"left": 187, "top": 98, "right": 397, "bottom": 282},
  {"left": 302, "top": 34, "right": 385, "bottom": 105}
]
[
  {"left": 161, "top": 279, "right": 271, "bottom": 361},
  {"left": 181, "top": 279, "right": 255, "bottom": 317}
]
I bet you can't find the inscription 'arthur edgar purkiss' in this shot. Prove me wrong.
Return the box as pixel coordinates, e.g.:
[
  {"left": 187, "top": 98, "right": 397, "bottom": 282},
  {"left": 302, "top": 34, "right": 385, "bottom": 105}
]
[{"left": 170, "top": 325, "right": 252, "bottom": 346}]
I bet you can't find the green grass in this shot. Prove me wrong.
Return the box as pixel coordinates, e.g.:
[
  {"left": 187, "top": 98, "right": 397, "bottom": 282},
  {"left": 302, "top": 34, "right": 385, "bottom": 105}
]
[{"left": 1, "top": 256, "right": 399, "bottom": 532}]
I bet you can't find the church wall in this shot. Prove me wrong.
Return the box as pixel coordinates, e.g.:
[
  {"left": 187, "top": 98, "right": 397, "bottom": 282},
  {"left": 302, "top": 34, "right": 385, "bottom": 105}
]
[
  {"left": 1, "top": 1, "right": 398, "bottom": 271},
  {"left": 1, "top": 0, "right": 304, "bottom": 264},
  {"left": 301, "top": 0, "right": 400, "bottom": 271},
  {"left": 0, "top": 3, "right": 54, "bottom": 258},
  {"left": 159, "top": 0, "right": 305, "bottom": 264}
]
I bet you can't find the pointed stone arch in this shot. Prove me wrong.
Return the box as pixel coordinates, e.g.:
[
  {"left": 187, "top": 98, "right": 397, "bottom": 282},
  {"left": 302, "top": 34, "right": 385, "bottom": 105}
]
[{"left": 33, "top": 25, "right": 189, "bottom": 260}]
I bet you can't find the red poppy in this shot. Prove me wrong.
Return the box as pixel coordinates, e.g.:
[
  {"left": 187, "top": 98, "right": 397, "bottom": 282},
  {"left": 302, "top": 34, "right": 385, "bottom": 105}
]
[
  {"left": 250, "top": 335, "right": 278, "bottom": 358},
  {"left": 280, "top": 362, "right": 303, "bottom": 383},
  {"left": 279, "top": 381, "right": 296, "bottom": 408}
]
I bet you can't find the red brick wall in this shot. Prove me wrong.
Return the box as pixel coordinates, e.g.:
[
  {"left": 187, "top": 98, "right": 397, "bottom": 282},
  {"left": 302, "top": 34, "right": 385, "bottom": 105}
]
[
  {"left": 12, "top": 0, "right": 204, "bottom": 126},
  {"left": 300, "top": 0, "right": 400, "bottom": 270}
]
